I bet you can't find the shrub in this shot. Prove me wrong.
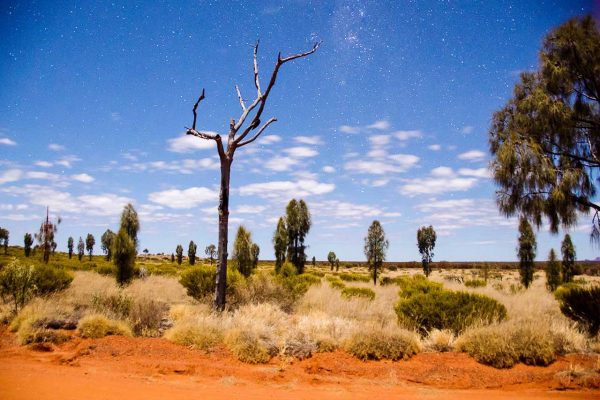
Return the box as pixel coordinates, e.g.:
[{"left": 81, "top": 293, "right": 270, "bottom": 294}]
[
  {"left": 97, "top": 264, "right": 115, "bottom": 275},
  {"left": 0, "top": 259, "right": 35, "bottom": 314},
  {"left": 395, "top": 289, "right": 507, "bottom": 335},
  {"left": 425, "top": 329, "right": 455, "bottom": 352},
  {"left": 32, "top": 264, "right": 73, "bottom": 295},
  {"left": 224, "top": 328, "right": 277, "bottom": 364},
  {"left": 457, "top": 323, "right": 556, "bottom": 368},
  {"left": 91, "top": 291, "right": 132, "bottom": 319},
  {"left": 329, "top": 279, "right": 345, "bottom": 290},
  {"left": 464, "top": 279, "right": 486, "bottom": 288},
  {"left": 164, "top": 324, "right": 221, "bottom": 350},
  {"left": 232, "top": 272, "right": 295, "bottom": 312},
  {"left": 77, "top": 314, "right": 132, "bottom": 338},
  {"left": 339, "top": 273, "right": 370, "bottom": 283},
  {"left": 15, "top": 315, "right": 70, "bottom": 345},
  {"left": 557, "top": 286, "right": 600, "bottom": 336},
  {"left": 179, "top": 266, "right": 244, "bottom": 302},
  {"left": 397, "top": 275, "right": 443, "bottom": 299},
  {"left": 129, "top": 298, "right": 168, "bottom": 337},
  {"left": 341, "top": 287, "right": 375, "bottom": 300},
  {"left": 345, "top": 329, "right": 421, "bottom": 361}
]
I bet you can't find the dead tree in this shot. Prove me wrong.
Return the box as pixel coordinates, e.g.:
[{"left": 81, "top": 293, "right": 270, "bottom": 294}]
[{"left": 185, "top": 41, "right": 320, "bottom": 311}]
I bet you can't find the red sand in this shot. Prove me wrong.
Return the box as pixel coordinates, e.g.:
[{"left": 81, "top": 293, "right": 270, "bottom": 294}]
[{"left": 0, "top": 327, "right": 598, "bottom": 400}]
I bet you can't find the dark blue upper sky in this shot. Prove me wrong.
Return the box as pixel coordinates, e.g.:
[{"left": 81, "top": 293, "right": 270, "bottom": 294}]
[{"left": 0, "top": 1, "right": 597, "bottom": 261}]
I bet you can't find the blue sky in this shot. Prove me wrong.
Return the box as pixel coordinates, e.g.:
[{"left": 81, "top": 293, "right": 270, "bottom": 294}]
[{"left": 0, "top": 1, "right": 598, "bottom": 261}]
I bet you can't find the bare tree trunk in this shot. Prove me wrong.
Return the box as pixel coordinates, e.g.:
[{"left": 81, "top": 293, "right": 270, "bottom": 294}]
[{"left": 215, "top": 160, "right": 231, "bottom": 311}]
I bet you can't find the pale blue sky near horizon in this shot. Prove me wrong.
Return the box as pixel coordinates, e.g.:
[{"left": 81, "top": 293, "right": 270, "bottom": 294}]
[{"left": 1, "top": 1, "right": 598, "bottom": 261}]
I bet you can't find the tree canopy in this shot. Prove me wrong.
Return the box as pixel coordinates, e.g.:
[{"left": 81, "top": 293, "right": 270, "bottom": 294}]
[
  {"left": 364, "top": 220, "right": 389, "bottom": 285},
  {"left": 417, "top": 225, "right": 437, "bottom": 277},
  {"left": 489, "top": 16, "right": 600, "bottom": 240}
]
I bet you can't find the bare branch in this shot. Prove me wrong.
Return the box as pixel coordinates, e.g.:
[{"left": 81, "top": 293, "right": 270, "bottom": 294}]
[
  {"left": 279, "top": 41, "right": 322, "bottom": 64},
  {"left": 186, "top": 128, "right": 218, "bottom": 141},
  {"left": 191, "top": 89, "right": 206, "bottom": 130},
  {"left": 253, "top": 41, "right": 261, "bottom": 97},
  {"left": 238, "top": 117, "right": 277, "bottom": 147},
  {"left": 235, "top": 85, "right": 246, "bottom": 111}
]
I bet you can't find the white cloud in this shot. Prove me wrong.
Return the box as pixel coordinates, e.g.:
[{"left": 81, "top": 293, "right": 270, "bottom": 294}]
[
  {"left": 458, "top": 167, "right": 491, "bottom": 178},
  {"left": 393, "top": 130, "right": 422, "bottom": 141},
  {"left": 235, "top": 205, "right": 267, "bottom": 214},
  {"left": 339, "top": 125, "right": 360, "bottom": 134},
  {"left": 294, "top": 136, "right": 323, "bottom": 145},
  {"left": 55, "top": 155, "right": 81, "bottom": 168},
  {"left": 34, "top": 161, "right": 53, "bottom": 168},
  {"left": 458, "top": 150, "right": 486, "bottom": 162},
  {"left": 167, "top": 134, "right": 216, "bottom": 153},
  {"left": 371, "top": 178, "right": 390, "bottom": 187},
  {"left": 367, "top": 120, "right": 390, "bottom": 130},
  {"left": 149, "top": 187, "right": 218, "bottom": 209},
  {"left": 123, "top": 158, "right": 219, "bottom": 174},
  {"left": 260, "top": 135, "right": 281, "bottom": 145},
  {"left": 239, "top": 180, "right": 335, "bottom": 199},
  {"left": 0, "top": 169, "right": 23, "bottom": 184},
  {"left": 26, "top": 171, "right": 61, "bottom": 181},
  {"left": 48, "top": 143, "right": 65, "bottom": 152},
  {"left": 265, "top": 156, "right": 301, "bottom": 172},
  {"left": 461, "top": 125, "right": 474, "bottom": 134},
  {"left": 284, "top": 146, "right": 319, "bottom": 158},
  {"left": 312, "top": 200, "right": 400, "bottom": 220},
  {"left": 322, "top": 166, "right": 335, "bottom": 173},
  {"left": 428, "top": 144, "right": 441, "bottom": 151},
  {"left": 71, "top": 173, "right": 95, "bottom": 183},
  {"left": 0, "top": 138, "right": 16, "bottom": 146},
  {"left": 369, "top": 135, "right": 390, "bottom": 146},
  {"left": 431, "top": 166, "right": 454, "bottom": 177},
  {"left": 345, "top": 153, "right": 419, "bottom": 175},
  {"left": 400, "top": 167, "right": 478, "bottom": 196}
]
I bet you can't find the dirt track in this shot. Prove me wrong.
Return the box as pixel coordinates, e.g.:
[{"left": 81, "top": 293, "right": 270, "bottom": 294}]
[{"left": 0, "top": 328, "right": 598, "bottom": 400}]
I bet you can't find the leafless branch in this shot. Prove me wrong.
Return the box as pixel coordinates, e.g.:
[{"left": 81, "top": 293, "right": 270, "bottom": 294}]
[
  {"left": 235, "top": 85, "right": 246, "bottom": 111},
  {"left": 191, "top": 89, "right": 205, "bottom": 130},
  {"left": 253, "top": 41, "right": 261, "bottom": 97},
  {"left": 238, "top": 117, "right": 277, "bottom": 147},
  {"left": 186, "top": 128, "right": 218, "bottom": 141}
]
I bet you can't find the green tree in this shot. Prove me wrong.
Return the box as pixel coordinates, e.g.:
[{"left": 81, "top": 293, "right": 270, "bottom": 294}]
[
  {"left": 0, "top": 228, "right": 8, "bottom": 255},
  {"left": 561, "top": 234, "right": 576, "bottom": 283},
  {"left": 23, "top": 233, "right": 33, "bottom": 257},
  {"left": 188, "top": 240, "right": 197, "bottom": 265},
  {"left": 546, "top": 248, "right": 561, "bottom": 292},
  {"left": 327, "top": 251, "right": 337, "bottom": 271},
  {"left": 251, "top": 243, "right": 260, "bottom": 270},
  {"left": 171, "top": 253, "right": 175, "bottom": 263},
  {"left": 114, "top": 204, "right": 139, "bottom": 286},
  {"left": 34, "top": 208, "right": 60, "bottom": 263},
  {"left": 335, "top": 258, "right": 340, "bottom": 272},
  {"left": 101, "top": 229, "right": 115, "bottom": 261},
  {"left": 67, "top": 236, "right": 74, "bottom": 259},
  {"left": 0, "top": 259, "right": 35, "bottom": 315},
  {"left": 312, "top": 256, "right": 316, "bottom": 267},
  {"left": 272, "top": 217, "right": 288, "bottom": 274},
  {"left": 232, "top": 226, "right": 253, "bottom": 278},
  {"left": 85, "top": 233, "right": 95, "bottom": 261},
  {"left": 364, "top": 220, "right": 389, "bottom": 285},
  {"left": 77, "top": 237, "right": 85, "bottom": 261},
  {"left": 489, "top": 16, "right": 600, "bottom": 240},
  {"left": 517, "top": 217, "right": 537, "bottom": 288},
  {"left": 417, "top": 225, "right": 437, "bottom": 277},
  {"left": 176, "top": 245, "right": 183, "bottom": 265},
  {"left": 285, "top": 199, "right": 311, "bottom": 274},
  {"left": 205, "top": 244, "right": 216, "bottom": 265}
]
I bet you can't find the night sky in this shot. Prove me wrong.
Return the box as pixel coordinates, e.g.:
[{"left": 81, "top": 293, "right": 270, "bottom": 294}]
[{"left": 0, "top": 1, "right": 597, "bottom": 261}]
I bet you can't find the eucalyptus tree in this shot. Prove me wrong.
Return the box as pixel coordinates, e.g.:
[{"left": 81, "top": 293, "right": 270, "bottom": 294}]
[
  {"left": 67, "top": 237, "right": 74, "bottom": 259},
  {"left": 23, "top": 233, "right": 33, "bottom": 257},
  {"left": 417, "top": 225, "right": 437, "bottom": 277},
  {"left": 327, "top": 251, "right": 337, "bottom": 271},
  {"left": 364, "top": 220, "right": 389, "bottom": 285},
  {"left": 188, "top": 240, "right": 197, "bottom": 266},
  {"left": 85, "top": 233, "right": 95, "bottom": 261},
  {"left": 251, "top": 243, "right": 260, "bottom": 270},
  {"left": 77, "top": 237, "right": 84, "bottom": 261},
  {"left": 285, "top": 199, "right": 311, "bottom": 274},
  {"left": 561, "top": 234, "right": 576, "bottom": 283},
  {"left": 517, "top": 217, "right": 537, "bottom": 288},
  {"left": 175, "top": 245, "right": 183, "bottom": 265},
  {"left": 205, "top": 244, "right": 216, "bottom": 265},
  {"left": 545, "top": 249, "right": 561, "bottom": 292},
  {"left": 489, "top": 16, "right": 600, "bottom": 240},
  {"left": 101, "top": 229, "right": 116, "bottom": 261},
  {"left": 184, "top": 42, "right": 320, "bottom": 310},
  {"left": 272, "top": 217, "right": 287, "bottom": 274},
  {"left": 0, "top": 228, "right": 8, "bottom": 255},
  {"left": 232, "top": 226, "right": 253, "bottom": 278}
]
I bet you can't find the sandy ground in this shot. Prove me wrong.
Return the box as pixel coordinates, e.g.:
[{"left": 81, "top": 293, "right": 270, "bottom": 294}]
[{"left": 0, "top": 327, "right": 598, "bottom": 400}]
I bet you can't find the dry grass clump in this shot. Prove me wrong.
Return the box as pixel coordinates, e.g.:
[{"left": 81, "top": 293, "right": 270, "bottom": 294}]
[
  {"left": 344, "top": 327, "right": 421, "bottom": 361},
  {"left": 341, "top": 286, "right": 375, "bottom": 300},
  {"left": 425, "top": 329, "right": 455, "bottom": 352},
  {"left": 129, "top": 297, "right": 168, "bottom": 337},
  {"left": 224, "top": 328, "right": 278, "bottom": 364},
  {"left": 77, "top": 314, "right": 132, "bottom": 338},
  {"left": 164, "top": 322, "right": 222, "bottom": 350}
]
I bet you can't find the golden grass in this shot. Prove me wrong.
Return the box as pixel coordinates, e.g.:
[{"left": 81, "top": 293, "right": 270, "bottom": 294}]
[{"left": 77, "top": 314, "right": 132, "bottom": 338}]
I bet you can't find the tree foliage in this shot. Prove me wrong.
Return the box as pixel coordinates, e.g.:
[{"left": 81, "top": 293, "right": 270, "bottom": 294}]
[
  {"left": 0, "top": 259, "right": 35, "bottom": 315},
  {"left": 251, "top": 243, "right": 260, "bottom": 270},
  {"left": 114, "top": 204, "right": 139, "bottom": 286},
  {"left": 77, "top": 237, "right": 85, "bottom": 261},
  {"left": 34, "top": 209, "right": 60, "bottom": 263},
  {"left": 101, "top": 229, "right": 116, "bottom": 261},
  {"left": 175, "top": 244, "right": 183, "bottom": 265},
  {"left": 284, "top": 199, "right": 311, "bottom": 274},
  {"left": 232, "top": 226, "right": 255, "bottom": 278},
  {"left": 517, "top": 217, "right": 537, "bottom": 288},
  {"left": 188, "top": 240, "right": 197, "bottom": 265},
  {"left": 23, "top": 233, "right": 33, "bottom": 257},
  {"left": 545, "top": 248, "right": 561, "bottom": 292},
  {"left": 327, "top": 251, "right": 337, "bottom": 271},
  {"left": 0, "top": 227, "right": 8, "bottom": 255},
  {"left": 560, "top": 234, "right": 576, "bottom": 282},
  {"left": 85, "top": 233, "right": 95, "bottom": 260},
  {"left": 67, "top": 236, "right": 74, "bottom": 259},
  {"left": 205, "top": 244, "right": 216, "bottom": 265},
  {"left": 417, "top": 225, "right": 437, "bottom": 277},
  {"left": 120, "top": 203, "right": 140, "bottom": 248},
  {"left": 272, "top": 217, "right": 288, "bottom": 274},
  {"left": 489, "top": 16, "right": 600, "bottom": 240},
  {"left": 364, "top": 220, "right": 389, "bottom": 285}
]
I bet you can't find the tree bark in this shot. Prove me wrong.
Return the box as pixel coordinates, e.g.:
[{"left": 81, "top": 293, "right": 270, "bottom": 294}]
[{"left": 214, "top": 159, "right": 231, "bottom": 311}]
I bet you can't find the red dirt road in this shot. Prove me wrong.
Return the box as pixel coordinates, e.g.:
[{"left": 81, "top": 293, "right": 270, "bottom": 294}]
[{"left": 0, "top": 328, "right": 598, "bottom": 400}]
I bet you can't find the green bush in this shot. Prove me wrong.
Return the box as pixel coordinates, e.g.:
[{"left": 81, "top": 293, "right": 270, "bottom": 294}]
[
  {"left": 179, "top": 266, "right": 243, "bottom": 302},
  {"left": 32, "top": 264, "right": 73, "bottom": 295},
  {"left": 232, "top": 272, "right": 296, "bottom": 312},
  {"left": 345, "top": 329, "right": 420, "bottom": 361},
  {"left": 341, "top": 287, "right": 375, "bottom": 300},
  {"left": 557, "top": 286, "right": 600, "bottom": 336},
  {"left": 339, "top": 272, "right": 371, "bottom": 283},
  {"left": 97, "top": 264, "right": 115, "bottom": 275},
  {"left": 397, "top": 275, "right": 443, "bottom": 298},
  {"left": 91, "top": 291, "right": 132, "bottom": 319},
  {"left": 395, "top": 289, "right": 507, "bottom": 335},
  {"left": 464, "top": 279, "right": 486, "bottom": 288},
  {"left": 329, "top": 279, "right": 345, "bottom": 290},
  {"left": 0, "top": 259, "right": 35, "bottom": 314}
]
